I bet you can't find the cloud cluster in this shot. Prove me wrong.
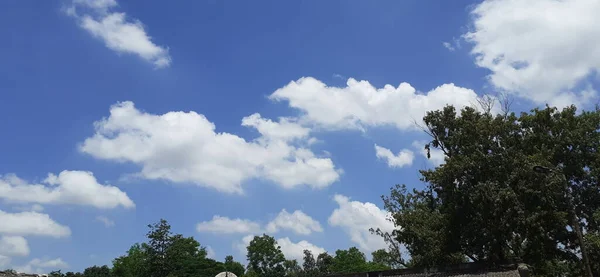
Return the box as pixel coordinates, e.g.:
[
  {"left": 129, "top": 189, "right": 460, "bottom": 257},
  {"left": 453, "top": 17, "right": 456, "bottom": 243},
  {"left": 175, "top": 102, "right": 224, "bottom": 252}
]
[
  {"left": 96, "top": 216, "right": 115, "bottom": 227},
  {"left": 0, "top": 170, "right": 134, "bottom": 209},
  {"left": 80, "top": 101, "right": 340, "bottom": 194},
  {"left": 198, "top": 209, "right": 326, "bottom": 262},
  {"left": 0, "top": 236, "right": 29, "bottom": 257},
  {"left": 374, "top": 144, "right": 414, "bottom": 168},
  {"left": 265, "top": 209, "right": 323, "bottom": 235},
  {"left": 328, "top": 195, "right": 394, "bottom": 253},
  {"left": 196, "top": 216, "right": 262, "bottom": 235},
  {"left": 0, "top": 170, "right": 131, "bottom": 269},
  {"left": 14, "top": 258, "right": 69, "bottom": 274},
  {"left": 68, "top": 0, "right": 171, "bottom": 68},
  {"left": 269, "top": 77, "right": 486, "bottom": 131},
  {"left": 0, "top": 210, "right": 71, "bottom": 269},
  {"left": 197, "top": 209, "right": 322, "bottom": 236},
  {"left": 0, "top": 210, "right": 71, "bottom": 238},
  {"left": 464, "top": 0, "right": 600, "bottom": 107}
]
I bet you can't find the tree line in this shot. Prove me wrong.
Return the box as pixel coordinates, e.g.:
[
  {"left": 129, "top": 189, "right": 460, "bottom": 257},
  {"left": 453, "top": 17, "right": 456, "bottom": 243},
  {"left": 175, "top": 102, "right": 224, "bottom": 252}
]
[{"left": 32, "top": 219, "right": 393, "bottom": 277}]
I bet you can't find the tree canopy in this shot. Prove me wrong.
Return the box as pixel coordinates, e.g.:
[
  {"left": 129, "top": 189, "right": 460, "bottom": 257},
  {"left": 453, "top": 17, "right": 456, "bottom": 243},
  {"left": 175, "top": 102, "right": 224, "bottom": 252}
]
[
  {"left": 39, "top": 222, "right": 389, "bottom": 277},
  {"left": 380, "top": 104, "right": 600, "bottom": 276}
]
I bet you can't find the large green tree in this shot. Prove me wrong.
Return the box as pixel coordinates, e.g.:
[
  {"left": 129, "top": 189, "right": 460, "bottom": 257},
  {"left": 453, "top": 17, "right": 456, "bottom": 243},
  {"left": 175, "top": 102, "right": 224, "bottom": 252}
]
[
  {"left": 283, "top": 259, "right": 302, "bottom": 277},
  {"left": 112, "top": 243, "right": 149, "bottom": 277},
  {"left": 301, "top": 250, "right": 318, "bottom": 277},
  {"left": 83, "top": 265, "right": 111, "bottom": 277},
  {"left": 145, "top": 219, "right": 173, "bottom": 277},
  {"left": 246, "top": 235, "right": 286, "bottom": 277},
  {"left": 111, "top": 219, "right": 225, "bottom": 277},
  {"left": 315, "top": 252, "right": 333, "bottom": 275},
  {"left": 381, "top": 105, "right": 600, "bottom": 276},
  {"left": 329, "top": 247, "right": 386, "bottom": 273},
  {"left": 371, "top": 249, "right": 397, "bottom": 269}
]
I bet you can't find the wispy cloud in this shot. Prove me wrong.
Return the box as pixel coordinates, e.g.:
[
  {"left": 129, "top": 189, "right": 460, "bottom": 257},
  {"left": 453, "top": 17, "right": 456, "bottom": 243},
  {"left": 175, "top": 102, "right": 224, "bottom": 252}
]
[
  {"left": 96, "top": 216, "right": 115, "bottom": 227},
  {"left": 66, "top": 0, "right": 171, "bottom": 68}
]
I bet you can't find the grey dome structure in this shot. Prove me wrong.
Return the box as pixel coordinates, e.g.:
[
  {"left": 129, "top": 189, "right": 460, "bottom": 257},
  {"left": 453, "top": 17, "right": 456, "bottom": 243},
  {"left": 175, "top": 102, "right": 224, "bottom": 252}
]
[{"left": 215, "top": 272, "right": 238, "bottom": 277}]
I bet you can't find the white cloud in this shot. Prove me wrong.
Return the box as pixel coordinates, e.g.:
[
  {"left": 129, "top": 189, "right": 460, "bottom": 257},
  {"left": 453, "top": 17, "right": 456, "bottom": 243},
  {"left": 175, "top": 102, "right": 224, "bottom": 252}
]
[
  {"left": 241, "top": 113, "right": 311, "bottom": 142},
  {"left": 328, "top": 195, "right": 394, "bottom": 253},
  {"left": 12, "top": 204, "right": 45, "bottom": 213},
  {"left": 412, "top": 141, "right": 445, "bottom": 167},
  {"left": 0, "top": 210, "right": 71, "bottom": 238},
  {"left": 235, "top": 235, "right": 255, "bottom": 255},
  {"left": 443, "top": 42, "right": 455, "bottom": 51},
  {"left": 0, "top": 236, "right": 29, "bottom": 257},
  {"left": 276, "top": 237, "right": 325, "bottom": 262},
  {"left": 374, "top": 144, "right": 414, "bottom": 168},
  {"left": 0, "top": 170, "right": 135, "bottom": 209},
  {"left": 15, "top": 258, "right": 69, "bottom": 274},
  {"left": 265, "top": 209, "right": 323, "bottom": 235},
  {"left": 196, "top": 216, "right": 262, "bottom": 234},
  {"left": 0, "top": 255, "right": 10, "bottom": 267},
  {"left": 30, "top": 204, "right": 44, "bottom": 212},
  {"left": 205, "top": 246, "right": 216, "bottom": 259},
  {"left": 96, "top": 216, "right": 115, "bottom": 227},
  {"left": 80, "top": 101, "right": 340, "bottom": 193},
  {"left": 68, "top": 0, "right": 171, "bottom": 68},
  {"left": 199, "top": 209, "right": 321, "bottom": 237},
  {"left": 235, "top": 235, "right": 325, "bottom": 262},
  {"left": 463, "top": 0, "right": 600, "bottom": 107},
  {"left": 269, "top": 77, "right": 488, "bottom": 131}
]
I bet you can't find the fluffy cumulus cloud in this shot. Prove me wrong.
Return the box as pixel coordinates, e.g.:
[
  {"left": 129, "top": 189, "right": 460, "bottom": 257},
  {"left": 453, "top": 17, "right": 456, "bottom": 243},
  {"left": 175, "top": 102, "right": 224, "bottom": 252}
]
[
  {"left": 80, "top": 101, "right": 340, "bottom": 194},
  {"left": 265, "top": 209, "right": 323, "bottom": 235},
  {"left": 196, "top": 216, "right": 262, "bottom": 234},
  {"left": 67, "top": 0, "right": 171, "bottom": 68},
  {"left": 0, "top": 236, "right": 30, "bottom": 257},
  {"left": 276, "top": 237, "right": 326, "bottom": 261},
  {"left": 0, "top": 255, "right": 9, "bottom": 268},
  {"left": 269, "top": 77, "right": 487, "bottom": 130},
  {"left": 96, "top": 216, "right": 115, "bottom": 227},
  {"left": 0, "top": 210, "right": 71, "bottom": 238},
  {"left": 198, "top": 209, "right": 323, "bottom": 236},
  {"left": 0, "top": 170, "right": 134, "bottom": 209},
  {"left": 374, "top": 144, "right": 414, "bottom": 168},
  {"left": 205, "top": 246, "right": 216, "bottom": 259},
  {"left": 328, "top": 195, "right": 394, "bottom": 253},
  {"left": 15, "top": 258, "right": 69, "bottom": 274},
  {"left": 464, "top": 0, "right": 600, "bottom": 107}
]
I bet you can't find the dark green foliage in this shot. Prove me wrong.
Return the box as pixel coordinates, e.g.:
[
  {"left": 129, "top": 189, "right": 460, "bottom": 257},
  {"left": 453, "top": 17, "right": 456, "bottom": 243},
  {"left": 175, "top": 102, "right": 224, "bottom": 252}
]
[
  {"left": 316, "top": 252, "right": 333, "bottom": 275},
  {"left": 112, "top": 243, "right": 149, "bottom": 277},
  {"left": 49, "top": 270, "right": 64, "bottom": 277},
  {"left": 283, "top": 260, "right": 302, "bottom": 277},
  {"left": 109, "top": 219, "right": 230, "bottom": 277},
  {"left": 328, "top": 247, "right": 389, "bottom": 273},
  {"left": 83, "top": 265, "right": 111, "bottom": 277},
  {"left": 145, "top": 219, "right": 172, "bottom": 277},
  {"left": 246, "top": 235, "right": 286, "bottom": 277},
  {"left": 371, "top": 249, "right": 396, "bottom": 269},
  {"left": 301, "top": 250, "right": 318, "bottom": 277},
  {"left": 381, "top": 104, "right": 600, "bottom": 276}
]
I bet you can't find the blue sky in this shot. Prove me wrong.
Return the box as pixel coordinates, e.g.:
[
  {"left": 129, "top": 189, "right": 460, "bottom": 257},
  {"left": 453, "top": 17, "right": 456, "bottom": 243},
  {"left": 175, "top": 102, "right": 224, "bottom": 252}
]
[{"left": 1, "top": 0, "right": 599, "bottom": 274}]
